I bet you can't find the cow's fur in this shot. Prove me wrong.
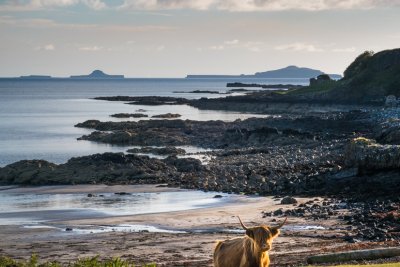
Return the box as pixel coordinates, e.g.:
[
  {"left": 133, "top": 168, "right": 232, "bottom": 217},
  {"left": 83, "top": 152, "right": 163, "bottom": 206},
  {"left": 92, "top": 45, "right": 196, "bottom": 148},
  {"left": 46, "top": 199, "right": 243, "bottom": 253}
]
[{"left": 213, "top": 217, "right": 285, "bottom": 267}]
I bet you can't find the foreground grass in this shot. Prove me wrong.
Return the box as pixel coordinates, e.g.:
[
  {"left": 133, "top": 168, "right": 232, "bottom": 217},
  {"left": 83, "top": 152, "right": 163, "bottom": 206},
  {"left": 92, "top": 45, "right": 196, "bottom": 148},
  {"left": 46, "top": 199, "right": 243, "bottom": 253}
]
[
  {"left": 0, "top": 255, "right": 156, "bottom": 267},
  {"left": 311, "top": 264, "right": 400, "bottom": 267},
  {"left": 2, "top": 255, "right": 400, "bottom": 267}
]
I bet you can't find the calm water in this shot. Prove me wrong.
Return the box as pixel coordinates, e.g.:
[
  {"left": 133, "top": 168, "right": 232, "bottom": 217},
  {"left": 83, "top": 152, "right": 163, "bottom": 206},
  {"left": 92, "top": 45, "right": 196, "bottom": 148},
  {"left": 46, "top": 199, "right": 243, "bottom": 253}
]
[
  {"left": 0, "top": 78, "right": 308, "bottom": 166},
  {"left": 0, "top": 190, "right": 232, "bottom": 226}
]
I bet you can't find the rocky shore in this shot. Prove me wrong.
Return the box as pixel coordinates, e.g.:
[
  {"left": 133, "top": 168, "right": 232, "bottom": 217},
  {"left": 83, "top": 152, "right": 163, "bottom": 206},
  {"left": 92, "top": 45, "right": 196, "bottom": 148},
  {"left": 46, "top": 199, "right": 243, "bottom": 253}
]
[{"left": 2, "top": 89, "right": 400, "bottom": 243}]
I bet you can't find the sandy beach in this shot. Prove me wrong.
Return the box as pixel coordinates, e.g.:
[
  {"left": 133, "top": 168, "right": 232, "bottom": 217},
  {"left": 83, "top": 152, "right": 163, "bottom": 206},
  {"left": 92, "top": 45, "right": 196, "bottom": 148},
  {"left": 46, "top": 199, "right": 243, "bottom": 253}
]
[{"left": 2, "top": 184, "right": 399, "bottom": 266}]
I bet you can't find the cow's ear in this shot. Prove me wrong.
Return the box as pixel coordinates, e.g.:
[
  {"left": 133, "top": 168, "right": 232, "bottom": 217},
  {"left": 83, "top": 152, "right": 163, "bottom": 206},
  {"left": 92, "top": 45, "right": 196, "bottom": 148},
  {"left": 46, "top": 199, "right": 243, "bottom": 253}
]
[
  {"left": 246, "top": 229, "right": 254, "bottom": 239},
  {"left": 270, "top": 228, "right": 280, "bottom": 238}
]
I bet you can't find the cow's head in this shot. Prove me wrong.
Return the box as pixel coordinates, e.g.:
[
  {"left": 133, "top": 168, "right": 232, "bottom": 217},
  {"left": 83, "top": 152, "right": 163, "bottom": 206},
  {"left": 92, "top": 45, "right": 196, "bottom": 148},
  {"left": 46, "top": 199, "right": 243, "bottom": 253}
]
[{"left": 238, "top": 216, "right": 287, "bottom": 252}]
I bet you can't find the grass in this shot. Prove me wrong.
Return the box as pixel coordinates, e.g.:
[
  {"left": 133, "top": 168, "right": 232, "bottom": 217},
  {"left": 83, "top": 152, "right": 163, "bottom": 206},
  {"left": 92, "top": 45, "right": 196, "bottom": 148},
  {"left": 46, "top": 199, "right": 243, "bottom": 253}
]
[
  {"left": 2, "top": 255, "right": 400, "bottom": 267},
  {"left": 310, "top": 264, "right": 400, "bottom": 267},
  {"left": 0, "top": 255, "right": 156, "bottom": 267},
  {"left": 285, "top": 80, "right": 338, "bottom": 96}
]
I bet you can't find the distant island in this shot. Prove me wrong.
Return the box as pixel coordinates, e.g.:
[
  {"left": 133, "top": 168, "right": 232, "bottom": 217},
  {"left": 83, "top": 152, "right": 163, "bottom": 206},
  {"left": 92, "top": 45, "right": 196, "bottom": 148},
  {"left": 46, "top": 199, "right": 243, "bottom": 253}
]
[
  {"left": 13, "top": 70, "right": 124, "bottom": 80},
  {"left": 70, "top": 70, "right": 124, "bottom": 79},
  {"left": 19, "top": 75, "right": 52, "bottom": 79},
  {"left": 186, "top": 65, "right": 342, "bottom": 79}
]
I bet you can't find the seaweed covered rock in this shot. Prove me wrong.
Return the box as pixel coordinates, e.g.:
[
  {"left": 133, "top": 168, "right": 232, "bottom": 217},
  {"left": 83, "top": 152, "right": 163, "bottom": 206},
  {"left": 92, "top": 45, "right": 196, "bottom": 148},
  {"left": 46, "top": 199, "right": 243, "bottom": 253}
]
[{"left": 345, "top": 137, "right": 400, "bottom": 173}]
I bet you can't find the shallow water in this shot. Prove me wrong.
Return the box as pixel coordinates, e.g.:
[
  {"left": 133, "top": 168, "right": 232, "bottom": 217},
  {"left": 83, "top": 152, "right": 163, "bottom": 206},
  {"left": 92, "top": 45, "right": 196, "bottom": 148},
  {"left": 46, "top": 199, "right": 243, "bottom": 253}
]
[{"left": 0, "top": 190, "right": 233, "bottom": 226}]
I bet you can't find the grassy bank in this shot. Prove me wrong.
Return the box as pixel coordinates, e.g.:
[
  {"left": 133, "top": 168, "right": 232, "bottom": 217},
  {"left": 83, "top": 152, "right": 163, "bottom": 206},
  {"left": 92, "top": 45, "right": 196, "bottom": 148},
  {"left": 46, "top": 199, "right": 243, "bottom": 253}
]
[
  {"left": 0, "top": 256, "right": 156, "bottom": 267},
  {"left": 311, "top": 264, "right": 400, "bottom": 267}
]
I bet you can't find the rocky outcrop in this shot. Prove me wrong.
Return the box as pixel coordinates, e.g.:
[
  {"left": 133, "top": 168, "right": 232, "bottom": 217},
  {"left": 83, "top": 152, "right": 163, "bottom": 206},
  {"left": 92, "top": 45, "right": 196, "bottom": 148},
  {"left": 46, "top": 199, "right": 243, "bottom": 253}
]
[
  {"left": 0, "top": 160, "right": 58, "bottom": 185},
  {"left": 110, "top": 113, "right": 148, "bottom": 118},
  {"left": 309, "top": 74, "right": 332, "bottom": 86},
  {"left": 151, "top": 113, "right": 181, "bottom": 118},
  {"left": 127, "top": 146, "right": 186, "bottom": 155},
  {"left": 94, "top": 96, "right": 190, "bottom": 105},
  {"left": 0, "top": 153, "right": 172, "bottom": 185},
  {"left": 345, "top": 137, "right": 400, "bottom": 173},
  {"left": 377, "top": 125, "right": 400, "bottom": 144},
  {"left": 75, "top": 113, "right": 370, "bottom": 148}
]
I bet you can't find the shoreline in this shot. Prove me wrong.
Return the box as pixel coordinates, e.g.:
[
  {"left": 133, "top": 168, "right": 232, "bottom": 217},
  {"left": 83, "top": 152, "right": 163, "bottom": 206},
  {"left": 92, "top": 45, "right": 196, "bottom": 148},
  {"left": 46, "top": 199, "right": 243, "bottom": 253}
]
[
  {"left": 1, "top": 184, "right": 399, "bottom": 266},
  {"left": 0, "top": 184, "right": 344, "bottom": 266},
  {"left": 0, "top": 184, "right": 186, "bottom": 194},
  {"left": 1, "top": 88, "right": 400, "bottom": 265}
]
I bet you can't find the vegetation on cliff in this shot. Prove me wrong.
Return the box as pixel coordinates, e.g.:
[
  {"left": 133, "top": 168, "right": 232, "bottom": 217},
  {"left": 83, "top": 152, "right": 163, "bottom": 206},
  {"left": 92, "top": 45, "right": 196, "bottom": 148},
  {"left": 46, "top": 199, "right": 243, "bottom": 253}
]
[{"left": 288, "top": 48, "right": 400, "bottom": 104}]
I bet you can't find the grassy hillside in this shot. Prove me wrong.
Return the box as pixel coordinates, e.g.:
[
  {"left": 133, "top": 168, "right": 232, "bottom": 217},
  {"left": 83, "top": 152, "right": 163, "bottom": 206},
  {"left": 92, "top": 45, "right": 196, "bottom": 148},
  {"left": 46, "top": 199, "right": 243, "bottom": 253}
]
[{"left": 288, "top": 48, "right": 400, "bottom": 104}]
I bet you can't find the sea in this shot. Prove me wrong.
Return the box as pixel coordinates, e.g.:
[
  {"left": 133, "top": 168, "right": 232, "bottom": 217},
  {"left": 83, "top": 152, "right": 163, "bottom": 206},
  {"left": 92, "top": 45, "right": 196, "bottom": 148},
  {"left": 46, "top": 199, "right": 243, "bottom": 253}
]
[
  {"left": 0, "top": 77, "right": 311, "bottom": 231},
  {"left": 0, "top": 78, "right": 308, "bottom": 167}
]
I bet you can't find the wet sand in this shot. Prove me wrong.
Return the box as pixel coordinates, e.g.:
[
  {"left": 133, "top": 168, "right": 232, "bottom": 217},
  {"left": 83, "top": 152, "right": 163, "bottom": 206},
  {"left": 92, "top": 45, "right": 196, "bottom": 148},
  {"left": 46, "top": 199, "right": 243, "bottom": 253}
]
[{"left": 0, "top": 185, "right": 398, "bottom": 266}]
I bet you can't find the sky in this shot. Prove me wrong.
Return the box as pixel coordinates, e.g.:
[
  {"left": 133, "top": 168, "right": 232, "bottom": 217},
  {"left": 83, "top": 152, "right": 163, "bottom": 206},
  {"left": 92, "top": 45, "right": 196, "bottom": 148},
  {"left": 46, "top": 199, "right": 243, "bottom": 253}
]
[{"left": 0, "top": 0, "right": 399, "bottom": 77}]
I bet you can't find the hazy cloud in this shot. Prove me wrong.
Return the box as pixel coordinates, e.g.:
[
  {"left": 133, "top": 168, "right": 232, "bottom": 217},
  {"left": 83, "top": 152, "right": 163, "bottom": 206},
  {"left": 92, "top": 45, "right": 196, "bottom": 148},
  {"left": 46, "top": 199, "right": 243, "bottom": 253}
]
[
  {"left": 44, "top": 44, "right": 55, "bottom": 50},
  {"left": 0, "top": 16, "right": 175, "bottom": 32},
  {"left": 119, "top": 0, "right": 215, "bottom": 10},
  {"left": 79, "top": 45, "right": 103, "bottom": 51},
  {"left": 275, "top": 42, "right": 324, "bottom": 52},
  {"left": 332, "top": 47, "right": 357, "bottom": 53},
  {"left": 81, "top": 0, "right": 106, "bottom": 10},
  {"left": 118, "top": 0, "right": 400, "bottom": 11},
  {"left": 3, "top": 0, "right": 398, "bottom": 11},
  {"left": 0, "top": 0, "right": 106, "bottom": 11},
  {"left": 209, "top": 45, "right": 224, "bottom": 50},
  {"left": 224, "top": 39, "right": 239, "bottom": 45},
  {"left": 206, "top": 40, "right": 263, "bottom": 52},
  {"left": 35, "top": 43, "right": 55, "bottom": 50}
]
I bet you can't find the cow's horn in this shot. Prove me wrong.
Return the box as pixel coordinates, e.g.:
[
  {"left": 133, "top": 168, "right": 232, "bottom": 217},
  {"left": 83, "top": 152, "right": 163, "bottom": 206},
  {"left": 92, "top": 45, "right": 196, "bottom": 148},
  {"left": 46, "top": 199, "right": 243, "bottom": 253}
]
[
  {"left": 237, "top": 216, "right": 248, "bottom": 230},
  {"left": 274, "top": 217, "right": 287, "bottom": 229}
]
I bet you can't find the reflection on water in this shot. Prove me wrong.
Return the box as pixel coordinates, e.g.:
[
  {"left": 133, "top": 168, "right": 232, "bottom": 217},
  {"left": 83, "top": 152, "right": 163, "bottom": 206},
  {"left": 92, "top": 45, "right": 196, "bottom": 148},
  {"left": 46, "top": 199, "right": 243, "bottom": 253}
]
[
  {"left": 24, "top": 224, "right": 187, "bottom": 234},
  {"left": 0, "top": 190, "right": 232, "bottom": 225},
  {"left": 0, "top": 78, "right": 306, "bottom": 166}
]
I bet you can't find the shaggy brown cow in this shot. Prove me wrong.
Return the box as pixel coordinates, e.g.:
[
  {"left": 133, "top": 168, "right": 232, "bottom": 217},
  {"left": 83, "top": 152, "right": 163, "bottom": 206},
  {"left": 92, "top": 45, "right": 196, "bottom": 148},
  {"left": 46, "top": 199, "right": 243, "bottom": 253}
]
[{"left": 213, "top": 217, "right": 286, "bottom": 267}]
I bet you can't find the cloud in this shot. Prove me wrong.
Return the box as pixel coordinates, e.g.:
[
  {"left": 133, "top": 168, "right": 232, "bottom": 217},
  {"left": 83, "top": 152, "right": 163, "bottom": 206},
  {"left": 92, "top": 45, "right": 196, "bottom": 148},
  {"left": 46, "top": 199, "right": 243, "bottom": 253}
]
[
  {"left": 0, "top": 16, "right": 175, "bottom": 32},
  {"left": 206, "top": 40, "right": 263, "bottom": 52},
  {"left": 81, "top": 0, "right": 106, "bottom": 10},
  {"left": 209, "top": 45, "right": 224, "bottom": 50},
  {"left": 275, "top": 42, "right": 324, "bottom": 52},
  {"left": 156, "top": 45, "right": 165, "bottom": 51},
  {"left": 224, "top": 39, "right": 239, "bottom": 45},
  {"left": 119, "top": 0, "right": 215, "bottom": 10},
  {"left": 1, "top": 0, "right": 399, "bottom": 11},
  {"left": 35, "top": 43, "right": 55, "bottom": 50},
  {"left": 332, "top": 47, "right": 357, "bottom": 53},
  {"left": 79, "top": 45, "right": 103, "bottom": 51},
  {"left": 117, "top": 0, "right": 400, "bottom": 11},
  {"left": 44, "top": 44, "right": 55, "bottom": 50},
  {"left": 0, "top": 0, "right": 106, "bottom": 11}
]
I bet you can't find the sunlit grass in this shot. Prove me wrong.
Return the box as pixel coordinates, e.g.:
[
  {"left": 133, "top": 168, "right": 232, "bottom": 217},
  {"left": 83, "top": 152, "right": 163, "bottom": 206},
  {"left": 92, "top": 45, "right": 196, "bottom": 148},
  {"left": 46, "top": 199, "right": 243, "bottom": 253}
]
[
  {"left": 310, "top": 263, "right": 400, "bottom": 267},
  {"left": 0, "top": 255, "right": 156, "bottom": 267}
]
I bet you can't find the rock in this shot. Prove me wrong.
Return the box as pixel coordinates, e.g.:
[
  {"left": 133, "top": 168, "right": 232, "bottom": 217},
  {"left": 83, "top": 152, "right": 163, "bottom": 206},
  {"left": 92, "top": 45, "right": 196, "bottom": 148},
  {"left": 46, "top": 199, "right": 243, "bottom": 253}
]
[
  {"left": 87, "top": 193, "right": 95, "bottom": 197},
  {"left": 213, "top": 195, "right": 223, "bottom": 198},
  {"left": 385, "top": 95, "right": 398, "bottom": 107},
  {"left": 377, "top": 125, "right": 400, "bottom": 145},
  {"left": 0, "top": 153, "right": 174, "bottom": 185},
  {"left": 345, "top": 137, "right": 400, "bottom": 173},
  {"left": 173, "top": 90, "right": 222, "bottom": 94},
  {"left": 127, "top": 146, "right": 186, "bottom": 155},
  {"left": 115, "top": 192, "right": 131, "bottom": 195},
  {"left": 110, "top": 113, "right": 148, "bottom": 118},
  {"left": 65, "top": 228, "right": 73, "bottom": 231},
  {"left": 281, "top": 196, "right": 298, "bottom": 205},
  {"left": 309, "top": 74, "right": 332, "bottom": 86},
  {"left": 273, "top": 209, "right": 284, "bottom": 216},
  {"left": 164, "top": 156, "right": 204, "bottom": 172},
  {"left": 94, "top": 96, "right": 190, "bottom": 105},
  {"left": 151, "top": 113, "right": 182, "bottom": 119}
]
